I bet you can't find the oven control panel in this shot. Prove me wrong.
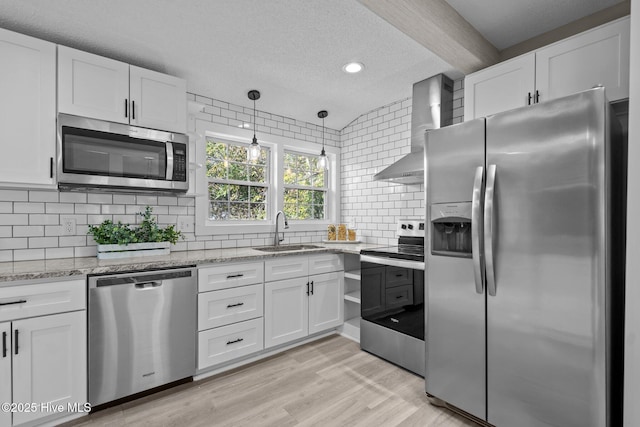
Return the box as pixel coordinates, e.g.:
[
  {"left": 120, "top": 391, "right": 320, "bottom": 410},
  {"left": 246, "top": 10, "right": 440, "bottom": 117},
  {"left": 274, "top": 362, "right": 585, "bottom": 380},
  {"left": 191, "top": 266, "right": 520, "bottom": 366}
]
[{"left": 397, "top": 219, "right": 425, "bottom": 237}]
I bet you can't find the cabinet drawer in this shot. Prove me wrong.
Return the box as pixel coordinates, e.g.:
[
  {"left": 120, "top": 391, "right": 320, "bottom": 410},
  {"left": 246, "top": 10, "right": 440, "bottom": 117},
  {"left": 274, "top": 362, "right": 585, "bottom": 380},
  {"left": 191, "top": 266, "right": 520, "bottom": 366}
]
[
  {"left": 198, "top": 284, "right": 263, "bottom": 330},
  {"left": 265, "top": 256, "right": 308, "bottom": 282},
  {"left": 386, "top": 267, "right": 413, "bottom": 288},
  {"left": 198, "top": 318, "right": 264, "bottom": 369},
  {"left": 198, "top": 261, "right": 264, "bottom": 292},
  {"left": 308, "top": 254, "right": 344, "bottom": 275},
  {"left": 386, "top": 285, "right": 413, "bottom": 309},
  {"left": 0, "top": 279, "right": 85, "bottom": 322}
]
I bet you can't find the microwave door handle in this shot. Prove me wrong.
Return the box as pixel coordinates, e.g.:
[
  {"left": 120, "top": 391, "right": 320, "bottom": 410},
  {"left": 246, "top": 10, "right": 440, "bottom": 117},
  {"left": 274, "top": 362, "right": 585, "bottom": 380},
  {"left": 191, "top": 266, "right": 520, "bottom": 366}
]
[
  {"left": 471, "top": 166, "right": 484, "bottom": 294},
  {"left": 166, "top": 142, "right": 174, "bottom": 180}
]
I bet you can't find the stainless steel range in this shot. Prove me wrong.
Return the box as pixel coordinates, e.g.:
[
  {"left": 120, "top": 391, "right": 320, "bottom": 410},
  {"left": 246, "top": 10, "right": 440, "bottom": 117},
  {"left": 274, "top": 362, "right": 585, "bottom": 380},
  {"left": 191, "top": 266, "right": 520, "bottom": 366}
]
[{"left": 360, "top": 219, "right": 425, "bottom": 376}]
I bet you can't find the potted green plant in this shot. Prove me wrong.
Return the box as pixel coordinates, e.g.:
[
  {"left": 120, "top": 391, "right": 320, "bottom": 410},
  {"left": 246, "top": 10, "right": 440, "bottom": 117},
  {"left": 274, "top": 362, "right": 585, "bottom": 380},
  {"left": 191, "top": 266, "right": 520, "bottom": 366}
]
[{"left": 87, "top": 206, "right": 182, "bottom": 259}]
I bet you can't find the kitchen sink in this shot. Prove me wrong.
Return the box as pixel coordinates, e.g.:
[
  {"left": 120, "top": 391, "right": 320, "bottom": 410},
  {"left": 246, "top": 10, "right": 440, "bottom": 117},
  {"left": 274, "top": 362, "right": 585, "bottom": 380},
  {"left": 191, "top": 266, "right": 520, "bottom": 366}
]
[{"left": 253, "top": 244, "right": 322, "bottom": 252}]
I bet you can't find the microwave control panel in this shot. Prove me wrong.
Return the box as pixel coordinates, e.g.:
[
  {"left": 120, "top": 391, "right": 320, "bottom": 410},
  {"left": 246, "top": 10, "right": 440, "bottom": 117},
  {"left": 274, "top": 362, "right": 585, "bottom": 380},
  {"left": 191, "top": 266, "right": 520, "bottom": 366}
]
[{"left": 173, "top": 144, "right": 188, "bottom": 181}]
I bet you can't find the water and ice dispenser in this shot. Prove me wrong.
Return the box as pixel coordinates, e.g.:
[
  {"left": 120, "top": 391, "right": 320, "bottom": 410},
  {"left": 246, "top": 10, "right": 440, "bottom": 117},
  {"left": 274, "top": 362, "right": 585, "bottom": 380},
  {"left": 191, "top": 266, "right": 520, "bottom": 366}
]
[{"left": 430, "top": 202, "right": 472, "bottom": 257}]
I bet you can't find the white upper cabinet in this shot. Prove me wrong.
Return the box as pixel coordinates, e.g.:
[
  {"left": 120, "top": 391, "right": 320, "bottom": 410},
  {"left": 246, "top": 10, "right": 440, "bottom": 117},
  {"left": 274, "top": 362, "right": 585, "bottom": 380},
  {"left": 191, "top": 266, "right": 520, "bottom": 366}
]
[
  {"left": 58, "top": 46, "right": 129, "bottom": 124},
  {"left": 464, "top": 17, "right": 630, "bottom": 120},
  {"left": 58, "top": 46, "right": 187, "bottom": 133},
  {"left": 129, "top": 66, "right": 187, "bottom": 133},
  {"left": 464, "top": 53, "right": 535, "bottom": 120},
  {"left": 535, "top": 18, "right": 630, "bottom": 103},
  {"left": 0, "top": 28, "right": 56, "bottom": 187}
]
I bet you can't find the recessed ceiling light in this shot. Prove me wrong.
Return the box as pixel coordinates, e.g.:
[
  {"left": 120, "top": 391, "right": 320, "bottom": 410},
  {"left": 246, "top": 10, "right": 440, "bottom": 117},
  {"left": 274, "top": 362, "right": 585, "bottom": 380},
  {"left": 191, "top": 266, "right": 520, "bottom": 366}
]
[{"left": 343, "top": 62, "right": 364, "bottom": 74}]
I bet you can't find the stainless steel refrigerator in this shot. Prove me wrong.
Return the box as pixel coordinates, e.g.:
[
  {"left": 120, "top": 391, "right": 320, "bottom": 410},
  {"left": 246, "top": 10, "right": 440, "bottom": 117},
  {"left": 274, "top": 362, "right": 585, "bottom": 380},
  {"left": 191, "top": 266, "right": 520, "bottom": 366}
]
[{"left": 424, "top": 87, "right": 626, "bottom": 427}]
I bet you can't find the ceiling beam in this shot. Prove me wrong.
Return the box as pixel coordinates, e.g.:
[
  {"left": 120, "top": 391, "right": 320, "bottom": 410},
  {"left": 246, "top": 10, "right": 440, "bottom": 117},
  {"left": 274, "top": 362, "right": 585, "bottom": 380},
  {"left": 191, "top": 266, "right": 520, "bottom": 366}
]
[{"left": 357, "top": 0, "right": 500, "bottom": 74}]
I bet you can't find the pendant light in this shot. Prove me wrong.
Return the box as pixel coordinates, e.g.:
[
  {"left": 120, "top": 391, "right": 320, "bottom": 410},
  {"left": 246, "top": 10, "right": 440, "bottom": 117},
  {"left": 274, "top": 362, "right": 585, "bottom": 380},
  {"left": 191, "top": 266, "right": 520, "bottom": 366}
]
[
  {"left": 248, "top": 90, "right": 261, "bottom": 161},
  {"left": 317, "top": 110, "right": 328, "bottom": 170}
]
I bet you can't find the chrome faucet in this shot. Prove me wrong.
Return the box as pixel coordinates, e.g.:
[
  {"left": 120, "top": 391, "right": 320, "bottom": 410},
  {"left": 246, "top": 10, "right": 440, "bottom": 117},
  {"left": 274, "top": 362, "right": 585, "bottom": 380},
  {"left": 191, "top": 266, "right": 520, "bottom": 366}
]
[{"left": 274, "top": 211, "right": 289, "bottom": 246}]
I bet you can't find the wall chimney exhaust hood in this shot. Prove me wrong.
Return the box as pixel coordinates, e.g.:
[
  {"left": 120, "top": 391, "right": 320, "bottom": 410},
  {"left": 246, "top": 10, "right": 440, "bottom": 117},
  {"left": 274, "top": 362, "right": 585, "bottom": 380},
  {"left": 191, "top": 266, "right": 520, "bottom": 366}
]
[{"left": 373, "top": 74, "right": 453, "bottom": 184}]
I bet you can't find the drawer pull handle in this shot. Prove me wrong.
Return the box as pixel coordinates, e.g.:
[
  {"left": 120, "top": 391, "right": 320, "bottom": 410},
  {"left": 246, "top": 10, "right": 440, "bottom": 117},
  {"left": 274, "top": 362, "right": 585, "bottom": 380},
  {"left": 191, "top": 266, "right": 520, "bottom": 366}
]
[
  {"left": 2, "top": 331, "right": 6, "bottom": 358},
  {"left": 0, "top": 299, "right": 27, "bottom": 306},
  {"left": 396, "top": 295, "right": 403, "bottom": 299},
  {"left": 226, "top": 274, "right": 244, "bottom": 279},
  {"left": 14, "top": 330, "right": 19, "bottom": 355},
  {"left": 226, "top": 302, "right": 245, "bottom": 308},
  {"left": 310, "top": 281, "right": 314, "bottom": 295},
  {"left": 227, "top": 338, "right": 244, "bottom": 345},
  {"left": 395, "top": 274, "right": 403, "bottom": 277}
]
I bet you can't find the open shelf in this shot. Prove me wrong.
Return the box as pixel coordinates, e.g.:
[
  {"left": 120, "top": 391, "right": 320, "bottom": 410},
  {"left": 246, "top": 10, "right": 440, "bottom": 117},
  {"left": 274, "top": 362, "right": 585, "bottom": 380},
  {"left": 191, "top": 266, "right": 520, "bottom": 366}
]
[
  {"left": 340, "top": 317, "right": 360, "bottom": 342},
  {"left": 344, "top": 269, "right": 361, "bottom": 281},
  {"left": 344, "top": 290, "right": 361, "bottom": 304}
]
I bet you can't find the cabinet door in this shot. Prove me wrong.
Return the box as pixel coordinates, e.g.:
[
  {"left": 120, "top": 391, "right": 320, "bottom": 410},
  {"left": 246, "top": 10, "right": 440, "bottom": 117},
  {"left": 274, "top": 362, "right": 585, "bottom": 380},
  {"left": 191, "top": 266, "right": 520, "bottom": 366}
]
[
  {"left": 535, "top": 17, "right": 629, "bottom": 103},
  {"left": 130, "top": 66, "right": 187, "bottom": 133},
  {"left": 0, "top": 322, "right": 10, "bottom": 427},
  {"left": 464, "top": 53, "right": 535, "bottom": 120},
  {"left": 0, "top": 28, "right": 56, "bottom": 187},
  {"left": 308, "top": 272, "right": 344, "bottom": 335},
  {"left": 12, "top": 311, "right": 86, "bottom": 426},
  {"left": 264, "top": 278, "right": 308, "bottom": 348},
  {"left": 58, "top": 45, "right": 129, "bottom": 124}
]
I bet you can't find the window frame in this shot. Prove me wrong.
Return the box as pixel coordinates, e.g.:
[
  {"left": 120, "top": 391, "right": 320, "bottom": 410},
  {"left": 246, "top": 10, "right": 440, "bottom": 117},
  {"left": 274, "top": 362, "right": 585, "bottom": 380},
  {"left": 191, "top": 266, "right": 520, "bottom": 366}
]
[
  {"left": 195, "top": 119, "right": 340, "bottom": 236},
  {"left": 283, "top": 149, "right": 329, "bottom": 221}
]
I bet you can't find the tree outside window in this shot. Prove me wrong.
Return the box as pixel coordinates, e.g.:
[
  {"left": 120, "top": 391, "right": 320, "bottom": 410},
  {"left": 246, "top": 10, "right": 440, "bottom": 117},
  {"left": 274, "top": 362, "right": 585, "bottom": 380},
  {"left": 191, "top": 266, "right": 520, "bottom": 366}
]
[
  {"left": 206, "top": 138, "right": 269, "bottom": 221},
  {"left": 283, "top": 151, "right": 327, "bottom": 220}
]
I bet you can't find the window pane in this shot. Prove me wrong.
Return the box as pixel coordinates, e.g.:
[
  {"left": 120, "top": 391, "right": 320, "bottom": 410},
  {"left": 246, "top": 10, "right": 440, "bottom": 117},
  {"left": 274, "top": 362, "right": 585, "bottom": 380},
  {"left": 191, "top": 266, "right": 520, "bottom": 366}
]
[
  {"left": 250, "top": 203, "right": 266, "bottom": 220},
  {"left": 228, "top": 184, "right": 249, "bottom": 202},
  {"left": 249, "top": 165, "right": 266, "bottom": 183},
  {"left": 312, "top": 190, "right": 324, "bottom": 204},
  {"left": 256, "top": 148, "right": 268, "bottom": 165},
  {"left": 210, "top": 202, "right": 229, "bottom": 220},
  {"left": 207, "top": 141, "right": 226, "bottom": 160},
  {"left": 312, "top": 170, "right": 325, "bottom": 187},
  {"left": 298, "top": 172, "right": 311, "bottom": 187},
  {"left": 209, "top": 183, "right": 228, "bottom": 201},
  {"left": 283, "top": 204, "right": 297, "bottom": 218},
  {"left": 313, "top": 205, "right": 324, "bottom": 219},
  {"left": 251, "top": 186, "right": 266, "bottom": 203},
  {"left": 206, "top": 159, "right": 226, "bottom": 179},
  {"left": 229, "top": 203, "right": 249, "bottom": 220},
  {"left": 228, "top": 162, "right": 248, "bottom": 181},
  {"left": 228, "top": 145, "right": 247, "bottom": 162},
  {"left": 297, "top": 204, "right": 312, "bottom": 219}
]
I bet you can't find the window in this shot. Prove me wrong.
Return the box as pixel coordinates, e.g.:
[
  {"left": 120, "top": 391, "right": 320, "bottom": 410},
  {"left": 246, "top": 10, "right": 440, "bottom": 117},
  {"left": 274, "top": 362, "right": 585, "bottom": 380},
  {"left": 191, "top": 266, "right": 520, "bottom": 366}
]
[
  {"left": 206, "top": 138, "right": 269, "bottom": 221},
  {"left": 283, "top": 150, "right": 327, "bottom": 220}
]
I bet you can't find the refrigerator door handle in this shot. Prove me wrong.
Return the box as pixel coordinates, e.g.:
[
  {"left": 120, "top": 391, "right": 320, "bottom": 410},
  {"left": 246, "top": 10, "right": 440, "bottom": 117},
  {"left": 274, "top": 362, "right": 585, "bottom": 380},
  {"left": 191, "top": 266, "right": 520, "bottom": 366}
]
[
  {"left": 485, "top": 164, "right": 497, "bottom": 296},
  {"left": 471, "top": 166, "right": 485, "bottom": 294}
]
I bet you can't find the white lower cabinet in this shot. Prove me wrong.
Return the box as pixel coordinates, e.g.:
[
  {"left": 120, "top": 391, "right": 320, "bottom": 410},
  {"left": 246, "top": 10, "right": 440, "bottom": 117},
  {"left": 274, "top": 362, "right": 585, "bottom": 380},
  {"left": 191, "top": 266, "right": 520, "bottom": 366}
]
[
  {"left": 0, "top": 278, "right": 86, "bottom": 427},
  {"left": 197, "top": 262, "right": 265, "bottom": 371},
  {"left": 198, "top": 318, "right": 264, "bottom": 369},
  {"left": 264, "top": 255, "right": 344, "bottom": 349}
]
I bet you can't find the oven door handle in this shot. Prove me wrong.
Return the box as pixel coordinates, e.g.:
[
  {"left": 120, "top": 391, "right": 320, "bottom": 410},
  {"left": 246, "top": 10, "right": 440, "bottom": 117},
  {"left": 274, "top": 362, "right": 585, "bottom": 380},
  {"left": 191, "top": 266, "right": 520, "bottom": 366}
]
[{"left": 360, "top": 254, "right": 424, "bottom": 270}]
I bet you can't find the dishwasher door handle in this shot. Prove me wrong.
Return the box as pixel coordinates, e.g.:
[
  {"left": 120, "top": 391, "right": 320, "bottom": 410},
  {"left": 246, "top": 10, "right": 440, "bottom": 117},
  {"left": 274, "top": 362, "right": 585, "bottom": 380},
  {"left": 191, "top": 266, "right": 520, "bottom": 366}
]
[{"left": 135, "top": 282, "right": 162, "bottom": 289}]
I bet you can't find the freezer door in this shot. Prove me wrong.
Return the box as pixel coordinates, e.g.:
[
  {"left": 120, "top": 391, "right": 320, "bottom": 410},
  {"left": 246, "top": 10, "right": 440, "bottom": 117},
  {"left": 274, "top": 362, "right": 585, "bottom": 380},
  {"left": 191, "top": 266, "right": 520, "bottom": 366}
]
[
  {"left": 485, "top": 89, "right": 609, "bottom": 427},
  {"left": 425, "top": 118, "right": 486, "bottom": 420}
]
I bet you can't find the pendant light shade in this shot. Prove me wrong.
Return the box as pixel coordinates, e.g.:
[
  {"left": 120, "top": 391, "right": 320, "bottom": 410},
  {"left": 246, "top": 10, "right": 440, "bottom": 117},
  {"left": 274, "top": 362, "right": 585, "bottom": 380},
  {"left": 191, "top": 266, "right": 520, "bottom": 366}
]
[
  {"left": 317, "top": 110, "right": 328, "bottom": 170},
  {"left": 248, "top": 90, "right": 261, "bottom": 161}
]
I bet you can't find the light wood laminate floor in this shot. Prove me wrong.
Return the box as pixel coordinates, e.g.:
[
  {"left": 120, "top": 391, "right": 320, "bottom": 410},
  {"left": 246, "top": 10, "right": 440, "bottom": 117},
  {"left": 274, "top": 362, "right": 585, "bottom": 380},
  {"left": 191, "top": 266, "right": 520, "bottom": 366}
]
[{"left": 66, "top": 335, "right": 478, "bottom": 427}]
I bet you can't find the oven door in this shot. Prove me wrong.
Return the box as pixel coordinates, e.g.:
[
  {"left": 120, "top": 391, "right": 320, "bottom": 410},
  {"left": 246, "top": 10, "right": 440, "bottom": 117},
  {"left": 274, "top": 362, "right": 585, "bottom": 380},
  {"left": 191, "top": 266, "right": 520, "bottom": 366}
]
[
  {"left": 360, "top": 259, "right": 424, "bottom": 340},
  {"left": 57, "top": 114, "right": 188, "bottom": 192}
]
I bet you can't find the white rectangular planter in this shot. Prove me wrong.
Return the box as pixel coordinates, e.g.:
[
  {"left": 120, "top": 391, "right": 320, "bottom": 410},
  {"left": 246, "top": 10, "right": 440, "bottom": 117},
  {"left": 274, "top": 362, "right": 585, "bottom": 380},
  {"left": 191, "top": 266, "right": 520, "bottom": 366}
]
[{"left": 96, "top": 242, "right": 171, "bottom": 259}]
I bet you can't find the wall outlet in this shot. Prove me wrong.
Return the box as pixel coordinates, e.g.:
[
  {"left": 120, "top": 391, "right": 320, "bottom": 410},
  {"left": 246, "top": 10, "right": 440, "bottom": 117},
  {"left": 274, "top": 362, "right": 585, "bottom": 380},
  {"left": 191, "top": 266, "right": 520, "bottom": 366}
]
[
  {"left": 61, "top": 217, "right": 76, "bottom": 235},
  {"left": 177, "top": 216, "right": 194, "bottom": 233}
]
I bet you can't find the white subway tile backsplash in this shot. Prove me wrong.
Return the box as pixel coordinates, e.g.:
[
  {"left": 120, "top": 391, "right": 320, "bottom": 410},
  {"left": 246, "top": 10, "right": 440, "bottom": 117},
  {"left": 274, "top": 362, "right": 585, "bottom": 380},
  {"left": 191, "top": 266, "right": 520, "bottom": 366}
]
[
  {"left": 113, "top": 195, "right": 136, "bottom": 204},
  {"left": 59, "top": 192, "right": 87, "bottom": 203},
  {"left": 46, "top": 247, "right": 74, "bottom": 259},
  {"left": 46, "top": 203, "right": 74, "bottom": 214},
  {"left": 14, "top": 249, "right": 44, "bottom": 261},
  {"left": 0, "top": 238, "right": 27, "bottom": 250},
  {"left": 13, "top": 226, "right": 44, "bottom": 237},
  {"left": 0, "top": 190, "right": 28, "bottom": 201},
  {"left": 0, "top": 214, "right": 28, "bottom": 226},
  {"left": 88, "top": 193, "right": 113, "bottom": 204},
  {"left": 0, "top": 202, "right": 11, "bottom": 213},
  {"left": 28, "top": 237, "right": 58, "bottom": 249},
  {"left": 28, "top": 191, "right": 58, "bottom": 202}
]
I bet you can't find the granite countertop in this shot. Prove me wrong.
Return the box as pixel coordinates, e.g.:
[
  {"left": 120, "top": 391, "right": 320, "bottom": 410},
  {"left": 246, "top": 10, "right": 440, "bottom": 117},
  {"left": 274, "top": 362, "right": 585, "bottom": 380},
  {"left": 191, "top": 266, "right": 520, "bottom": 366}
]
[{"left": 0, "top": 242, "right": 382, "bottom": 283}]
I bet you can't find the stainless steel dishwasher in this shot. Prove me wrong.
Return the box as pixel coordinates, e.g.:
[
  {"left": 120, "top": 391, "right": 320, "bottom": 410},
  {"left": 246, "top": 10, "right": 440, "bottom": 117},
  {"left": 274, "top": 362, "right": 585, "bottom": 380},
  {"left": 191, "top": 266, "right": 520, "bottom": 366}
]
[{"left": 88, "top": 266, "right": 197, "bottom": 406}]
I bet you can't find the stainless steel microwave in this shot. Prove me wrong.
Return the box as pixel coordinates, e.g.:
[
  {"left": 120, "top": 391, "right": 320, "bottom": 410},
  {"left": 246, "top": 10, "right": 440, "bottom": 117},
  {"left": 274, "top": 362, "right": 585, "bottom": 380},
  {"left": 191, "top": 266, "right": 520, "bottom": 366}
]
[{"left": 57, "top": 114, "right": 189, "bottom": 193}]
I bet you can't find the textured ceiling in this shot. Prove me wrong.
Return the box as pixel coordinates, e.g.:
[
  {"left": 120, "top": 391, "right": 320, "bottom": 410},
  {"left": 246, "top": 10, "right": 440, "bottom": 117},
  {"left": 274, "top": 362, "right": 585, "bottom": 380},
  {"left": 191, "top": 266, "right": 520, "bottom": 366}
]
[
  {"left": 0, "top": 0, "right": 626, "bottom": 130},
  {"left": 0, "top": 0, "right": 460, "bottom": 130},
  {"left": 445, "top": 0, "right": 625, "bottom": 50}
]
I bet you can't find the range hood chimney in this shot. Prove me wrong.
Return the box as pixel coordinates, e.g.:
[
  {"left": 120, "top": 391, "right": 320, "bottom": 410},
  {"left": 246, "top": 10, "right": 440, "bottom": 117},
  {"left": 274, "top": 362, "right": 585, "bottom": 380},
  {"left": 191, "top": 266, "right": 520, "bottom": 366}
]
[{"left": 373, "top": 74, "right": 453, "bottom": 184}]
